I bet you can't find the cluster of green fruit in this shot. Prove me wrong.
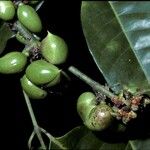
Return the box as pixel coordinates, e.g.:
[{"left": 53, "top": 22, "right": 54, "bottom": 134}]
[{"left": 0, "top": 1, "right": 68, "bottom": 99}]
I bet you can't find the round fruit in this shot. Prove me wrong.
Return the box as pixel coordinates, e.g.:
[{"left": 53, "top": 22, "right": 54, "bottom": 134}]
[
  {"left": 77, "top": 92, "right": 96, "bottom": 122},
  {"left": 17, "top": 3, "right": 42, "bottom": 33},
  {"left": 0, "top": 51, "right": 27, "bottom": 74},
  {"left": 41, "top": 31, "right": 68, "bottom": 65},
  {"left": 0, "top": 1, "right": 15, "bottom": 21},
  {"left": 25, "top": 59, "right": 60, "bottom": 85},
  {"left": 21, "top": 75, "right": 47, "bottom": 99},
  {"left": 85, "top": 104, "right": 113, "bottom": 131}
]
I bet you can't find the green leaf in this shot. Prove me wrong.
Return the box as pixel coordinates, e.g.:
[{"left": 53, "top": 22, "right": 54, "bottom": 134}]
[
  {"left": 99, "top": 143, "right": 126, "bottom": 150},
  {"left": 49, "top": 126, "right": 150, "bottom": 150},
  {"left": 0, "top": 23, "right": 13, "bottom": 55},
  {"left": 51, "top": 126, "right": 102, "bottom": 149},
  {"left": 51, "top": 126, "right": 127, "bottom": 150},
  {"left": 81, "top": 1, "right": 150, "bottom": 94}
]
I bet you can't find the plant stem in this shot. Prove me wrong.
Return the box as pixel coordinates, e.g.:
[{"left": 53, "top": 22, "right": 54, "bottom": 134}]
[
  {"left": 68, "top": 66, "right": 116, "bottom": 99},
  {"left": 13, "top": 21, "right": 41, "bottom": 56},
  {"left": 35, "top": 0, "right": 45, "bottom": 11},
  {"left": 14, "top": 21, "right": 36, "bottom": 42},
  {"left": 61, "top": 70, "right": 71, "bottom": 81},
  {"left": 23, "top": 90, "right": 47, "bottom": 149},
  {"left": 40, "top": 128, "right": 67, "bottom": 150},
  {"left": 22, "top": 41, "right": 41, "bottom": 56}
]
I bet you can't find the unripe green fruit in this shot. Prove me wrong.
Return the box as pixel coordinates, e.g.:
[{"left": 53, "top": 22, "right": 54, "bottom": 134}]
[
  {"left": 16, "top": 32, "right": 28, "bottom": 45},
  {"left": 17, "top": 4, "right": 42, "bottom": 33},
  {"left": 41, "top": 31, "right": 68, "bottom": 65},
  {"left": 85, "top": 104, "right": 113, "bottom": 131},
  {"left": 0, "top": 52, "right": 27, "bottom": 74},
  {"left": 46, "top": 72, "right": 61, "bottom": 87},
  {"left": 21, "top": 75, "right": 47, "bottom": 99},
  {"left": 25, "top": 59, "right": 60, "bottom": 85},
  {"left": 0, "top": 1, "right": 15, "bottom": 21},
  {"left": 77, "top": 92, "right": 96, "bottom": 122}
]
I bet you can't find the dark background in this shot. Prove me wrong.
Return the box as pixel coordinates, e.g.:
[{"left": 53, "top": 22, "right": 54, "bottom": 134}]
[{"left": 0, "top": 1, "right": 105, "bottom": 149}]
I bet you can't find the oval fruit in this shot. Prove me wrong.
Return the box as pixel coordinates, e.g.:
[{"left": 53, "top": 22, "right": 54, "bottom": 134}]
[
  {"left": 41, "top": 31, "right": 68, "bottom": 65},
  {"left": 25, "top": 59, "right": 60, "bottom": 85},
  {"left": 85, "top": 104, "right": 113, "bottom": 131},
  {"left": 77, "top": 92, "right": 96, "bottom": 122},
  {"left": 21, "top": 75, "right": 47, "bottom": 99},
  {"left": 17, "top": 4, "right": 42, "bottom": 32},
  {"left": 46, "top": 72, "right": 61, "bottom": 87},
  {"left": 0, "top": 51, "right": 27, "bottom": 74},
  {"left": 0, "top": 1, "right": 15, "bottom": 21}
]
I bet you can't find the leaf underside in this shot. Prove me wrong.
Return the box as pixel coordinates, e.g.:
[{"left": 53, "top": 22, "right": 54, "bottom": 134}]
[{"left": 81, "top": 1, "right": 150, "bottom": 94}]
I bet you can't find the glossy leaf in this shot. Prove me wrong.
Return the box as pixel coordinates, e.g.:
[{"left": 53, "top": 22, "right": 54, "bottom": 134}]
[
  {"left": 81, "top": 1, "right": 150, "bottom": 94},
  {"left": 0, "top": 23, "right": 13, "bottom": 54}
]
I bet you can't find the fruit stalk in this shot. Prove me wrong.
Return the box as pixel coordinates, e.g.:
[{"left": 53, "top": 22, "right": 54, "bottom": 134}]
[
  {"left": 14, "top": 21, "right": 36, "bottom": 42},
  {"left": 35, "top": 0, "right": 44, "bottom": 11},
  {"left": 68, "top": 66, "right": 116, "bottom": 99},
  {"left": 23, "top": 90, "right": 47, "bottom": 149},
  {"left": 14, "top": 21, "right": 41, "bottom": 56}
]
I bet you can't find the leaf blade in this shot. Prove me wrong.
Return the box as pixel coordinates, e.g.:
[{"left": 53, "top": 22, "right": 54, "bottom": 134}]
[
  {"left": 54, "top": 126, "right": 103, "bottom": 149},
  {"left": 50, "top": 125, "right": 150, "bottom": 150},
  {"left": 109, "top": 1, "right": 150, "bottom": 85},
  {"left": 128, "top": 139, "right": 150, "bottom": 150},
  {"left": 81, "top": 1, "right": 150, "bottom": 94}
]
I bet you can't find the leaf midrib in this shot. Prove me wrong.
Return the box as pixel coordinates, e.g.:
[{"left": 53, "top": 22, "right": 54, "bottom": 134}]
[{"left": 109, "top": 1, "right": 149, "bottom": 84}]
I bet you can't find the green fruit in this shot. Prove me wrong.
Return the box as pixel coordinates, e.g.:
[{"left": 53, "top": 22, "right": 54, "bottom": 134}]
[
  {"left": 41, "top": 31, "right": 68, "bottom": 65},
  {"left": 0, "top": 1, "right": 15, "bottom": 21},
  {"left": 25, "top": 59, "right": 60, "bottom": 85},
  {"left": 85, "top": 104, "right": 113, "bottom": 131},
  {"left": 77, "top": 92, "right": 113, "bottom": 131},
  {"left": 16, "top": 32, "right": 28, "bottom": 45},
  {"left": 21, "top": 75, "right": 47, "bottom": 99},
  {"left": 17, "top": 3, "right": 42, "bottom": 33},
  {"left": 46, "top": 72, "right": 61, "bottom": 87},
  {"left": 77, "top": 92, "right": 96, "bottom": 122},
  {"left": 0, "top": 52, "right": 27, "bottom": 74}
]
